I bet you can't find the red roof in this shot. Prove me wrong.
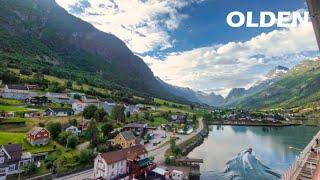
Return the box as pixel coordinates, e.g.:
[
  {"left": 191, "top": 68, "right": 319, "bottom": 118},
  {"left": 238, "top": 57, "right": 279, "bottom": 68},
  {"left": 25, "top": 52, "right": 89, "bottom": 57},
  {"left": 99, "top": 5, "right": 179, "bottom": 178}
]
[{"left": 100, "top": 145, "right": 147, "bottom": 164}]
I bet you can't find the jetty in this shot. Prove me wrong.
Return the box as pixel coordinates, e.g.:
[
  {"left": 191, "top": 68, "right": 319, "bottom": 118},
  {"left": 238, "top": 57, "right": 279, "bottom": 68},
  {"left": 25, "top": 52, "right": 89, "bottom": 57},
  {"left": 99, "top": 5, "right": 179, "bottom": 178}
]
[{"left": 281, "top": 131, "right": 320, "bottom": 180}]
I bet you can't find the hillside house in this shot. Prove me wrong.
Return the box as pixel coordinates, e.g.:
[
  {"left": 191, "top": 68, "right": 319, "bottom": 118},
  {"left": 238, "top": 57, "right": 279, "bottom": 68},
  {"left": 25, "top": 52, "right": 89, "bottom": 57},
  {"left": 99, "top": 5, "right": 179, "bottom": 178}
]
[
  {"left": 65, "top": 125, "right": 81, "bottom": 135},
  {"left": 0, "top": 144, "right": 32, "bottom": 179},
  {"left": 44, "top": 108, "right": 74, "bottom": 117},
  {"left": 1, "top": 85, "right": 36, "bottom": 100},
  {"left": 94, "top": 145, "right": 154, "bottom": 179},
  {"left": 0, "top": 112, "right": 14, "bottom": 119},
  {"left": 72, "top": 100, "right": 86, "bottom": 114},
  {"left": 170, "top": 115, "right": 187, "bottom": 123},
  {"left": 103, "top": 101, "right": 117, "bottom": 113},
  {"left": 114, "top": 131, "right": 137, "bottom": 149},
  {"left": 27, "top": 127, "right": 50, "bottom": 146},
  {"left": 123, "top": 123, "right": 149, "bottom": 135},
  {"left": 46, "top": 92, "right": 71, "bottom": 104},
  {"left": 124, "top": 105, "right": 140, "bottom": 115},
  {"left": 25, "top": 96, "right": 52, "bottom": 106},
  {"left": 23, "top": 111, "right": 41, "bottom": 118}
]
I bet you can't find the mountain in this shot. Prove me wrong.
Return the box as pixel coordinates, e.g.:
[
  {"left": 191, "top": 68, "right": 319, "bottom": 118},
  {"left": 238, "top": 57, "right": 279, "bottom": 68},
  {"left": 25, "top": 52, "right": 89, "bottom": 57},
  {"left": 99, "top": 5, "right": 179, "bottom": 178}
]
[
  {"left": 225, "top": 88, "right": 247, "bottom": 103},
  {"left": 224, "top": 65, "right": 289, "bottom": 107},
  {"left": 0, "top": 0, "right": 176, "bottom": 99},
  {"left": 157, "top": 77, "right": 224, "bottom": 106},
  {"left": 226, "top": 58, "right": 320, "bottom": 109}
]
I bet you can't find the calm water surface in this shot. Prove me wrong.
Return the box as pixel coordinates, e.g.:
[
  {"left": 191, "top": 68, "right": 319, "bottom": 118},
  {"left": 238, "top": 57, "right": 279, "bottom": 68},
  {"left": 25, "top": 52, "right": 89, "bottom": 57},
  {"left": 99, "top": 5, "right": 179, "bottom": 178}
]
[{"left": 188, "top": 125, "right": 320, "bottom": 179}]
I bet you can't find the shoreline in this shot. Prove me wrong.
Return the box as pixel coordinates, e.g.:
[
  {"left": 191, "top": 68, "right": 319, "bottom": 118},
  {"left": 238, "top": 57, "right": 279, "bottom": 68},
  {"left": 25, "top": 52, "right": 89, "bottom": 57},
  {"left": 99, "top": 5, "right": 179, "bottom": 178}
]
[{"left": 206, "top": 122, "right": 302, "bottom": 127}]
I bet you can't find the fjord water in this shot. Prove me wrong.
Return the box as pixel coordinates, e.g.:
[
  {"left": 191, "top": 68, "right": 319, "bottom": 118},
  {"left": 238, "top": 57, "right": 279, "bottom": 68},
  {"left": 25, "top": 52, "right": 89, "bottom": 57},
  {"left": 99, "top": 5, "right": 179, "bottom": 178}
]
[{"left": 188, "top": 125, "right": 320, "bottom": 180}]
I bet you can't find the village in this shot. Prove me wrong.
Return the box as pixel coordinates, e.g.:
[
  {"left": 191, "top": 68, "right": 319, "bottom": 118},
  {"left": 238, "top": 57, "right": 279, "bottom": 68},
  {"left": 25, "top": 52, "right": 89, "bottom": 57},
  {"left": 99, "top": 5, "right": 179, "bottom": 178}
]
[{"left": 0, "top": 82, "right": 204, "bottom": 180}]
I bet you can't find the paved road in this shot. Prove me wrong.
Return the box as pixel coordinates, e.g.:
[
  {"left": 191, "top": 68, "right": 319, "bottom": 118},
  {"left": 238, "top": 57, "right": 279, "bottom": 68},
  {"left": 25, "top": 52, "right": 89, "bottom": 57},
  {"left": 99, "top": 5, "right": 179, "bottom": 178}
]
[
  {"left": 55, "top": 118, "right": 204, "bottom": 180},
  {"left": 149, "top": 118, "right": 204, "bottom": 163}
]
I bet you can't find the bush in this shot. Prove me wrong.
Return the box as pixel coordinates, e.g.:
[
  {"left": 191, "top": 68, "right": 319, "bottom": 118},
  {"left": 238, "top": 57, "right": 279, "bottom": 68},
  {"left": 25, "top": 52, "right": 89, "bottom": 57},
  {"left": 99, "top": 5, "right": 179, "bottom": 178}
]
[
  {"left": 20, "top": 69, "right": 32, "bottom": 76},
  {"left": 47, "top": 122, "right": 62, "bottom": 140},
  {"left": 77, "top": 149, "right": 95, "bottom": 164},
  {"left": 67, "top": 134, "right": 79, "bottom": 149}
]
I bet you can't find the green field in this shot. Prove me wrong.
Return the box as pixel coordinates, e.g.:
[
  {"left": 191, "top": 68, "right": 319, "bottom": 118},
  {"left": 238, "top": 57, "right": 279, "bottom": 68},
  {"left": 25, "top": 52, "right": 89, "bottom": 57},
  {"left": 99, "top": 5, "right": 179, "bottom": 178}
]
[{"left": 0, "top": 105, "right": 31, "bottom": 112}]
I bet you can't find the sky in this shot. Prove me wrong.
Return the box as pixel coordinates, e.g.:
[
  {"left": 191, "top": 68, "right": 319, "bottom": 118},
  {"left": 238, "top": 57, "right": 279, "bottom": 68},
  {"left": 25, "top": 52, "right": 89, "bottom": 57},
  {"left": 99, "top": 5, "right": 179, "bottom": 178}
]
[{"left": 55, "top": 0, "right": 319, "bottom": 97}]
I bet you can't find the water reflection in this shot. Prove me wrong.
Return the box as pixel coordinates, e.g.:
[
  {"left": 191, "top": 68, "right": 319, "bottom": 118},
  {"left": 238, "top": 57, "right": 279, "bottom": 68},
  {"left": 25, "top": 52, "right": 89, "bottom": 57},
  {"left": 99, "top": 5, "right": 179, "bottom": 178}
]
[{"left": 188, "top": 125, "right": 319, "bottom": 179}]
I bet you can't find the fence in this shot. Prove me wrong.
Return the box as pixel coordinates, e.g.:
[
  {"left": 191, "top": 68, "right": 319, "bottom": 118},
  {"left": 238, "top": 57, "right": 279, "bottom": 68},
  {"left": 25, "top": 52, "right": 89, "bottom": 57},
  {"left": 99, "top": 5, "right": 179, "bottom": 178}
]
[{"left": 281, "top": 130, "right": 320, "bottom": 180}]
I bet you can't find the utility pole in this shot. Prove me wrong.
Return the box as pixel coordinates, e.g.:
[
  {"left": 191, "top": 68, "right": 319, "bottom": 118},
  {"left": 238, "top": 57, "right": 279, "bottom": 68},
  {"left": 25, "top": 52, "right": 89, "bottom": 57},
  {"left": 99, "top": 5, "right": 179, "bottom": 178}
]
[{"left": 306, "top": 0, "right": 320, "bottom": 51}]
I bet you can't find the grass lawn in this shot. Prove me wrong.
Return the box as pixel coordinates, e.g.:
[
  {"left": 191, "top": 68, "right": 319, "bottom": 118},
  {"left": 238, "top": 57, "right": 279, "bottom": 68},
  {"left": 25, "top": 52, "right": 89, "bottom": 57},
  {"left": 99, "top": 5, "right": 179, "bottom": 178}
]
[
  {"left": 0, "top": 98, "right": 23, "bottom": 105},
  {"left": 0, "top": 131, "right": 55, "bottom": 153},
  {"left": 0, "top": 105, "right": 31, "bottom": 112},
  {"left": 149, "top": 117, "right": 167, "bottom": 127}
]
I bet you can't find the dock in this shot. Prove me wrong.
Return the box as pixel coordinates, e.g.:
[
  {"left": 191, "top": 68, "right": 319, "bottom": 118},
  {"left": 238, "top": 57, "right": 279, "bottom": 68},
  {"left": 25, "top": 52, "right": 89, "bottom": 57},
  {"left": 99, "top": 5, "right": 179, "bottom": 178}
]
[{"left": 281, "top": 131, "right": 320, "bottom": 180}]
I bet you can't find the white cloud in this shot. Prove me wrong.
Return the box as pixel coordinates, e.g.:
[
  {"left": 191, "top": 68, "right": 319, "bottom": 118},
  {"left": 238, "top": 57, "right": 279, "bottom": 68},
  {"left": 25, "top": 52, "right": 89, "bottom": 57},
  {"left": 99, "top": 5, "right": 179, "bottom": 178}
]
[
  {"left": 55, "top": 0, "right": 204, "bottom": 54},
  {"left": 143, "top": 22, "right": 319, "bottom": 96}
]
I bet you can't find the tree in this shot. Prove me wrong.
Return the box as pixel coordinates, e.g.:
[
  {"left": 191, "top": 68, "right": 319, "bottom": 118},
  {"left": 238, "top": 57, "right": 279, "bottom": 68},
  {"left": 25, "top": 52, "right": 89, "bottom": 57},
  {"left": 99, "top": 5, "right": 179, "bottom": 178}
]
[
  {"left": 192, "top": 114, "right": 197, "bottom": 123},
  {"left": 23, "top": 162, "right": 37, "bottom": 175},
  {"left": 69, "top": 119, "right": 78, "bottom": 126},
  {"left": 111, "top": 105, "right": 125, "bottom": 123},
  {"left": 94, "top": 108, "right": 107, "bottom": 122},
  {"left": 86, "top": 120, "right": 99, "bottom": 146},
  {"left": 47, "top": 122, "right": 62, "bottom": 140},
  {"left": 78, "top": 149, "right": 95, "bottom": 164},
  {"left": 66, "top": 80, "right": 73, "bottom": 88},
  {"left": 58, "top": 132, "right": 72, "bottom": 146},
  {"left": 101, "top": 123, "right": 114, "bottom": 137},
  {"left": 83, "top": 105, "right": 98, "bottom": 119},
  {"left": 67, "top": 134, "right": 79, "bottom": 149},
  {"left": 73, "top": 94, "right": 82, "bottom": 100}
]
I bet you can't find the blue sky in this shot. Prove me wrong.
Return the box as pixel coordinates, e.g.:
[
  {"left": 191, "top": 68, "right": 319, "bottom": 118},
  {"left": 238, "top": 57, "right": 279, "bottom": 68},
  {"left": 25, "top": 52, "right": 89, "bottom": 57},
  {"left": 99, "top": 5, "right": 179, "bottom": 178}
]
[{"left": 56, "top": 0, "right": 319, "bottom": 96}]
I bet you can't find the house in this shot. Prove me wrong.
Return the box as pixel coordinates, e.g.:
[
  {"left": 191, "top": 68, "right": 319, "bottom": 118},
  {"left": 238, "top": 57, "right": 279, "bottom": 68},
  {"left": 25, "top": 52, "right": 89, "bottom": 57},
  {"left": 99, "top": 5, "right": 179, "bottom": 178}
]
[
  {"left": 24, "top": 111, "right": 41, "bottom": 118},
  {"left": 0, "top": 144, "right": 31, "bottom": 179},
  {"left": 0, "top": 112, "right": 14, "bottom": 119},
  {"left": 171, "top": 170, "right": 185, "bottom": 180},
  {"left": 124, "top": 105, "right": 140, "bottom": 115},
  {"left": 151, "top": 106, "right": 158, "bottom": 111},
  {"left": 25, "top": 96, "right": 52, "bottom": 106},
  {"left": 123, "top": 123, "right": 149, "bottom": 135},
  {"left": 79, "top": 119, "right": 91, "bottom": 131},
  {"left": 103, "top": 101, "right": 117, "bottom": 114},
  {"left": 114, "top": 131, "right": 136, "bottom": 149},
  {"left": 1, "top": 85, "right": 36, "bottom": 100},
  {"left": 72, "top": 100, "right": 86, "bottom": 114},
  {"left": 82, "top": 97, "right": 100, "bottom": 107},
  {"left": 27, "top": 127, "right": 50, "bottom": 146},
  {"left": 65, "top": 125, "right": 81, "bottom": 135},
  {"left": 45, "top": 92, "right": 71, "bottom": 104},
  {"left": 94, "top": 145, "right": 153, "bottom": 179},
  {"left": 44, "top": 108, "right": 74, "bottom": 117},
  {"left": 25, "top": 84, "right": 40, "bottom": 90},
  {"left": 170, "top": 115, "right": 187, "bottom": 123}
]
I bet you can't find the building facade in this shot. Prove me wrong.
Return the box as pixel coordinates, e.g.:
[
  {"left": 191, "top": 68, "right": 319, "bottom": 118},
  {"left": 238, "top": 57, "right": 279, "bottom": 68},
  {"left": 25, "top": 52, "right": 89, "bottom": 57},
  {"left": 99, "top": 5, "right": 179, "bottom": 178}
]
[{"left": 27, "top": 127, "right": 50, "bottom": 146}]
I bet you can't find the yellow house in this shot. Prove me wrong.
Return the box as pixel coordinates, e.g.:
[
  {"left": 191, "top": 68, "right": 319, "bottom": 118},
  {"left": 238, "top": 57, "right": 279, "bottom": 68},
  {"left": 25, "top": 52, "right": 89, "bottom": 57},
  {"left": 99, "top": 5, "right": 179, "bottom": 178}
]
[{"left": 114, "top": 131, "right": 136, "bottom": 148}]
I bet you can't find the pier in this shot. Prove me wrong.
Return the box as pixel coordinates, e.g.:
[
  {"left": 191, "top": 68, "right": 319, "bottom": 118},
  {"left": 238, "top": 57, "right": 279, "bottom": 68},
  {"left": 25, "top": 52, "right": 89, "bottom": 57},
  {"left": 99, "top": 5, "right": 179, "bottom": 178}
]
[{"left": 281, "top": 131, "right": 320, "bottom": 180}]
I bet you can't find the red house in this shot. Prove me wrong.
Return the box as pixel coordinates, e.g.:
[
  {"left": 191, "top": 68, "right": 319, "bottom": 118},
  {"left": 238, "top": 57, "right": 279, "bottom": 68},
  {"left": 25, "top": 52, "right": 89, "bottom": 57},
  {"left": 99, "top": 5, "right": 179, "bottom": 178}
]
[{"left": 27, "top": 127, "right": 50, "bottom": 146}]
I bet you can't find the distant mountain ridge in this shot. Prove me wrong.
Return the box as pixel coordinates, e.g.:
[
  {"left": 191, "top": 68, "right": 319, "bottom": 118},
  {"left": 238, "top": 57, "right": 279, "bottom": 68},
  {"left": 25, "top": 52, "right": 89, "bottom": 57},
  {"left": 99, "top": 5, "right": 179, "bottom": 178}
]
[
  {"left": 157, "top": 77, "right": 224, "bottom": 106},
  {"left": 224, "top": 58, "right": 320, "bottom": 109},
  {"left": 223, "top": 65, "right": 290, "bottom": 107}
]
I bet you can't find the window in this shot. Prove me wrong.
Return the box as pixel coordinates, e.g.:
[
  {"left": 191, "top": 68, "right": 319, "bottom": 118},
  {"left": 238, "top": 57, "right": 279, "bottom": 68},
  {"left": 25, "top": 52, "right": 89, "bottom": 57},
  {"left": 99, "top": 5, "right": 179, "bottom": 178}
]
[
  {"left": 0, "top": 157, "right": 4, "bottom": 164},
  {"left": 9, "top": 164, "right": 15, "bottom": 171},
  {"left": 0, "top": 152, "right": 4, "bottom": 156},
  {"left": 112, "top": 164, "right": 114, "bottom": 168}
]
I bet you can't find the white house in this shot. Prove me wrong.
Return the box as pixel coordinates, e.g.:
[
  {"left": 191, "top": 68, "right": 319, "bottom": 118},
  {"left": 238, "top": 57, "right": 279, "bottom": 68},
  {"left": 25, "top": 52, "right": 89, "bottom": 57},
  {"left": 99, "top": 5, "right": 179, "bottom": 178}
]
[
  {"left": 65, "top": 126, "right": 81, "bottom": 135},
  {"left": 103, "top": 101, "right": 117, "bottom": 114},
  {"left": 124, "top": 105, "right": 140, "bottom": 115},
  {"left": 94, "top": 145, "right": 148, "bottom": 179},
  {"left": 72, "top": 100, "right": 86, "bottom": 114}
]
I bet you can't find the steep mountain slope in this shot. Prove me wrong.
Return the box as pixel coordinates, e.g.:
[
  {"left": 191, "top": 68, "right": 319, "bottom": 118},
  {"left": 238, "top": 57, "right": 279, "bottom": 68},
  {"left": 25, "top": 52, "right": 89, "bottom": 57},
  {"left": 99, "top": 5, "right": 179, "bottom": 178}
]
[
  {"left": 224, "top": 65, "right": 289, "bottom": 107},
  {"left": 227, "top": 58, "right": 320, "bottom": 109},
  {"left": 0, "top": 0, "right": 175, "bottom": 99},
  {"left": 157, "top": 77, "right": 224, "bottom": 106}
]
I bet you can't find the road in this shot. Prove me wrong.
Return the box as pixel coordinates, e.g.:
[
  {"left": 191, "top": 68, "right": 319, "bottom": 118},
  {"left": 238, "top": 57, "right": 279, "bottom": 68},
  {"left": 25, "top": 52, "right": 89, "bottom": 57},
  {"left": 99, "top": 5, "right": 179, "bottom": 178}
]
[{"left": 55, "top": 118, "right": 204, "bottom": 180}]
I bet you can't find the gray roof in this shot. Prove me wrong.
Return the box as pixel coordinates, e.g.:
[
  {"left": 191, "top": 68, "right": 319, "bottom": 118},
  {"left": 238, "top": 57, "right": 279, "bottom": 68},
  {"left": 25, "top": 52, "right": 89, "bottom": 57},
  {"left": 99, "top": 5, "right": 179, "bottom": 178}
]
[
  {"left": 124, "top": 123, "right": 147, "bottom": 129},
  {"left": 120, "top": 131, "right": 136, "bottom": 141},
  {"left": 2, "top": 144, "right": 22, "bottom": 162}
]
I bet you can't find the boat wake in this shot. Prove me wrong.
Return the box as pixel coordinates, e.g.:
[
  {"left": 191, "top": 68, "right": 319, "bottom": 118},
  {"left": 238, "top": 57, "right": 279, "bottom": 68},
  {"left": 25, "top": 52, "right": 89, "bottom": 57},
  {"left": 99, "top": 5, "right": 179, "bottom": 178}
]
[{"left": 201, "top": 149, "right": 281, "bottom": 180}]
